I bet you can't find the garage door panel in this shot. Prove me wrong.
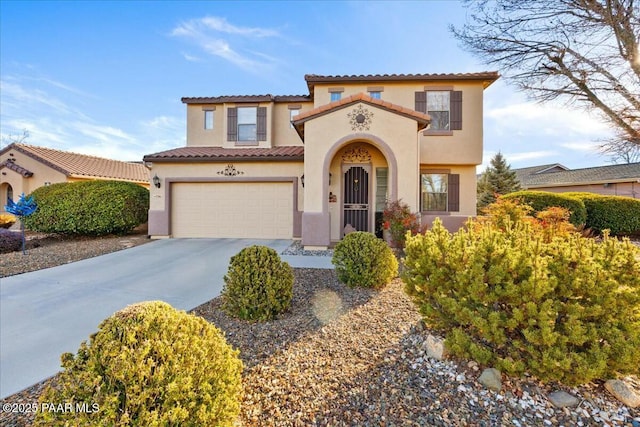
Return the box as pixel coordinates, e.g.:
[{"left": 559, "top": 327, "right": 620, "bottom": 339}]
[{"left": 171, "top": 182, "right": 293, "bottom": 239}]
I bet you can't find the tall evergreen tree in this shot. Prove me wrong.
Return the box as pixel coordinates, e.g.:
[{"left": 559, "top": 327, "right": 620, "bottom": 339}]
[{"left": 477, "top": 152, "right": 521, "bottom": 210}]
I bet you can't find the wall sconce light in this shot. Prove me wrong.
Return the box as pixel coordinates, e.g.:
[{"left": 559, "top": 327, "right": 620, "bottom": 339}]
[
  {"left": 152, "top": 174, "right": 161, "bottom": 189},
  {"left": 300, "top": 175, "right": 305, "bottom": 187}
]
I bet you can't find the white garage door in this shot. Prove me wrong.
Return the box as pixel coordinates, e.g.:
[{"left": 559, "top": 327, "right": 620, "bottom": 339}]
[{"left": 171, "top": 182, "right": 293, "bottom": 239}]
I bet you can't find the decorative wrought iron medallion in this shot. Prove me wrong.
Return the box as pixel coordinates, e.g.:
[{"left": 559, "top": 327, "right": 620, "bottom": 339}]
[
  {"left": 217, "top": 164, "right": 244, "bottom": 176},
  {"left": 341, "top": 146, "right": 372, "bottom": 163},
  {"left": 347, "top": 105, "right": 373, "bottom": 131}
]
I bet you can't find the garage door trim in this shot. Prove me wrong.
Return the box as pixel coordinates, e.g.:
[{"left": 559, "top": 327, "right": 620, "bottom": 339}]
[{"left": 166, "top": 176, "right": 301, "bottom": 238}]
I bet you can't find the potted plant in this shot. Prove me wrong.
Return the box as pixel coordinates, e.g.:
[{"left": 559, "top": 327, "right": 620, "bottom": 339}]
[{"left": 382, "top": 199, "right": 421, "bottom": 248}]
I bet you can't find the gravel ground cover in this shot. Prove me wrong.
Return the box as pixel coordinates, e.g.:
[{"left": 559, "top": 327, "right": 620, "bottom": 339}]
[
  {"left": 1, "top": 236, "right": 639, "bottom": 426},
  {"left": 0, "top": 226, "right": 151, "bottom": 278}
]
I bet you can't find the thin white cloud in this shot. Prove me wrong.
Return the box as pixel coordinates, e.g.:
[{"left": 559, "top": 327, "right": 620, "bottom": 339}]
[
  {"left": 0, "top": 74, "right": 183, "bottom": 161},
  {"left": 171, "top": 16, "right": 281, "bottom": 71},
  {"left": 199, "top": 16, "right": 280, "bottom": 38}
]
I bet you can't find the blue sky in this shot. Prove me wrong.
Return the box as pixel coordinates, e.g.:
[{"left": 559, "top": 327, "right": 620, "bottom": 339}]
[{"left": 0, "top": 0, "right": 614, "bottom": 171}]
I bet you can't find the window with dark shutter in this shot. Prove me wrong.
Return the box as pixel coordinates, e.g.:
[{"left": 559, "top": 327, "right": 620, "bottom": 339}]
[
  {"left": 447, "top": 174, "right": 460, "bottom": 212},
  {"left": 415, "top": 91, "right": 426, "bottom": 113},
  {"left": 257, "top": 107, "right": 267, "bottom": 141},
  {"left": 227, "top": 108, "right": 238, "bottom": 141},
  {"left": 450, "top": 91, "right": 462, "bottom": 130}
]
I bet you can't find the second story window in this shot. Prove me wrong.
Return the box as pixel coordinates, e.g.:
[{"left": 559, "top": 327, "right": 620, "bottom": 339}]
[
  {"left": 427, "top": 91, "right": 450, "bottom": 130},
  {"left": 290, "top": 108, "right": 299, "bottom": 128},
  {"left": 204, "top": 110, "right": 214, "bottom": 130},
  {"left": 227, "top": 106, "right": 267, "bottom": 143},
  {"left": 369, "top": 91, "right": 381, "bottom": 99},
  {"left": 330, "top": 92, "right": 342, "bottom": 102},
  {"left": 237, "top": 107, "right": 257, "bottom": 141},
  {"left": 416, "top": 90, "right": 462, "bottom": 132}
]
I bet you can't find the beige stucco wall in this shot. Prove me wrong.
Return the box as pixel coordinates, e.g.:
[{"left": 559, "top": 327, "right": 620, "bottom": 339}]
[
  {"left": 149, "top": 161, "right": 304, "bottom": 210},
  {"left": 0, "top": 148, "right": 67, "bottom": 207},
  {"left": 312, "top": 81, "right": 485, "bottom": 166},
  {"left": 301, "top": 102, "right": 420, "bottom": 246},
  {"left": 185, "top": 102, "right": 312, "bottom": 148},
  {"left": 271, "top": 102, "right": 312, "bottom": 147},
  {"left": 529, "top": 182, "right": 639, "bottom": 199}
]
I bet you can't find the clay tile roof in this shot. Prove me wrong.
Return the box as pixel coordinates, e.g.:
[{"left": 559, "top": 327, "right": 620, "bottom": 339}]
[
  {"left": 304, "top": 72, "right": 500, "bottom": 92},
  {"left": 0, "top": 160, "right": 33, "bottom": 177},
  {"left": 3, "top": 143, "right": 149, "bottom": 183},
  {"left": 143, "top": 146, "right": 305, "bottom": 162},
  {"left": 181, "top": 95, "right": 311, "bottom": 104},
  {"left": 291, "top": 92, "right": 430, "bottom": 140}
]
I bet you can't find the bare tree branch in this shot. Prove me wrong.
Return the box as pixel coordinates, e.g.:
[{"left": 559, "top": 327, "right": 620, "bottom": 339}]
[{"left": 452, "top": 0, "right": 640, "bottom": 160}]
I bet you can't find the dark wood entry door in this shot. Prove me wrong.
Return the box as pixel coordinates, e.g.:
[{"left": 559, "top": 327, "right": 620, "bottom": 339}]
[{"left": 343, "top": 166, "right": 369, "bottom": 232}]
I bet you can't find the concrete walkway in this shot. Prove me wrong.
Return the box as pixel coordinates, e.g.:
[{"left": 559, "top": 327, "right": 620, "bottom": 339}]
[{"left": 0, "top": 238, "right": 333, "bottom": 398}]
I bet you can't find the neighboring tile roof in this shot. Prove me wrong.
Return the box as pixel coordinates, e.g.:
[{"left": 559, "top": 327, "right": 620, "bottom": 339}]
[
  {"left": 291, "top": 92, "right": 431, "bottom": 140},
  {"left": 182, "top": 95, "right": 311, "bottom": 104},
  {"left": 305, "top": 72, "right": 500, "bottom": 92},
  {"left": 143, "top": 146, "right": 305, "bottom": 162},
  {"left": 514, "top": 162, "right": 640, "bottom": 187},
  {"left": 0, "top": 160, "right": 34, "bottom": 177},
  {"left": 1, "top": 143, "right": 149, "bottom": 183}
]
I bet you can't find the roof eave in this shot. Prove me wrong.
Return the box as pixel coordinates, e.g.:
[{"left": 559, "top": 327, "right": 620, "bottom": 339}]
[{"left": 143, "top": 155, "right": 304, "bottom": 163}]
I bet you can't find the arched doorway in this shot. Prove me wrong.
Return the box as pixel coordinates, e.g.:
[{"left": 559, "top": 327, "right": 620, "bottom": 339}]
[
  {"left": 1, "top": 183, "right": 13, "bottom": 206},
  {"left": 327, "top": 142, "right": 392, "bottom": 240}
]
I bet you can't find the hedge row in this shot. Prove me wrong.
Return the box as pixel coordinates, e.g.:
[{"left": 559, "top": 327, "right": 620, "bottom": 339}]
[
  {"left": 502, "top": 190, "right": 640, "bottom": 235},
  {"left": 501, "top": 191, "right": 587, "bottom": 226},
  {"left": 564, "top": 192, "right": 640, "bottom": 235},
  {"left": 23, "top": 180, "right": 149, "bottom": 236}
]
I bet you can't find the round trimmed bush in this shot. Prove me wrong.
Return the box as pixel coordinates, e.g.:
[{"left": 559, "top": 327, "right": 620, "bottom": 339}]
[
  {"left": 0, "top": 229, "right": 22, "bottom": 253},
  {"left": 332, "top": 231, "right": 398, "bottom": 289},
  {"left": 34, "top": 301, "right": 243, "bottom": 427},
  {"left": 502, "top": 190, "right": 587, "bottom": 226},
  {"left": 564, "top": 192, "right": 640, "bottom": 235},
  {"left": 23, "top": 180, "right": 149, "bottom": 236},
  {"left": 222, "top": 245, "right": 294, "bottom": 321}
]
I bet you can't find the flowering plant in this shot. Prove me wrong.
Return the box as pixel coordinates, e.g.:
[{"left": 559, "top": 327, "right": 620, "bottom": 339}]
[{"left": 382, "top": 199, "right": 421, "bottom": 248}]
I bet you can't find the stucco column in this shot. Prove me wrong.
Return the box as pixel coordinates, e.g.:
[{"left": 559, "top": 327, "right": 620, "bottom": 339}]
[{"left": 301, "top": 154, "right": 330, "bottom": 248}]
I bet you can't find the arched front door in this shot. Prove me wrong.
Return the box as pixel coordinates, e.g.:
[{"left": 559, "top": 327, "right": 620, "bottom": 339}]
[{"left": 342, "top": 164, "right": 370, "bottom": 232}]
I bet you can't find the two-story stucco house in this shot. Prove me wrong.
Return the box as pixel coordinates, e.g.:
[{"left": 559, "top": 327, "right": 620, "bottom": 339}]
[{"left": 143, "top": 72, "right": 499, "bottom": 249}]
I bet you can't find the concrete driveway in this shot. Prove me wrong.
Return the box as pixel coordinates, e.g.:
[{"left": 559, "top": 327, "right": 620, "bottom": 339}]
[{"left": 1, "top": 238, "right": 332, "bottom": 398}]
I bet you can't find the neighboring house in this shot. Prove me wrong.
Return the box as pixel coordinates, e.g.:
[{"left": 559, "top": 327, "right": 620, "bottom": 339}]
[
  {"left": 0, "top": 143, "right": 150, "bottom": 210},
  {"left": 143, "top": 72, "right": 499, "bottom": 249},
  {"left": 514, "top": 162, "right": 640, "bottom": 199}
]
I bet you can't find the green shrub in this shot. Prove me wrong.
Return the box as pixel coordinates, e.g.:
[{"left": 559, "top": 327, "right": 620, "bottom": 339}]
[
  {"left": 23, "top": 180, "right": 149, "bottom": 236},
  {"left": 332, "top": 231, "right": 398, "bottom": 289},
  {"left": 34, "top": 301, "right": 243, "bottom": 427},
  {"left": 502, "top": 190, "right": 587, "bottom": 226},
  {"left": 222, "top": 245, "right": 294, "bottom": 321},
  {"left": 403, "top": 217, "right": 640, "bottom": 385},
  {"left": 0, "top": 229, "right": 22, "bottom": 253},
  {"left": 564, "top": 192, "right": 640, "bottom": 235}
]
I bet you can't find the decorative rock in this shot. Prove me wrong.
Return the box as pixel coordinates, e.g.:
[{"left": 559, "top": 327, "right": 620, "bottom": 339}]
[
  {"left": 478, "top": 368, "right": 502, "bottom": 391},
  {"left": 548, "top": 391, "right": 580, "bottom": 408},
  {"left": 604, "top": 379, "right": 640, "bottom": 408},
  {"left": 422, "top": 334, "right": 445, "bottom": 360}
]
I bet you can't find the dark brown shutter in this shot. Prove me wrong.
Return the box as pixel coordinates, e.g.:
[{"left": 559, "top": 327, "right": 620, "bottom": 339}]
[
  {"left": 227, "top": 108, "right": 237, "bottom": 141},
  {"left": 257, "top": 107, "right": 267, "bottom": 141},
  {"left": 450, "top": 91, "right": 462, "bottom": 130},
  {"left": 415, "top": 91, "right": 426, "bottom": 113},
  {"left": 448, "top": 174, "right": 460, "bottom": 212}
]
